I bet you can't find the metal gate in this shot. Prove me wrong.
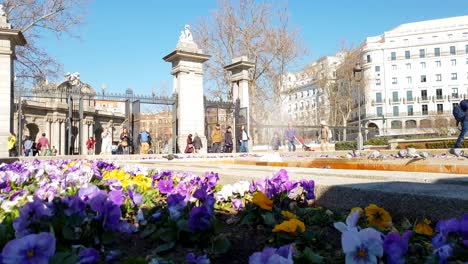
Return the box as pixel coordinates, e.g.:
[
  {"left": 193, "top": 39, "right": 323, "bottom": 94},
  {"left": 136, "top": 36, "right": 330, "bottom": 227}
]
[
  {"left": 131, "top": 100, "right": 140, "bottom": 154},
  {"left": 204, "top": 97, "right": 238, "bottom": 152}
]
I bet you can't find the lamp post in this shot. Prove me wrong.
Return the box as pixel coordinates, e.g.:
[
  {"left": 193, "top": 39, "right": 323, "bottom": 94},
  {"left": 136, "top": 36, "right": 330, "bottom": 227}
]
[{"left": 353, "top": 62, "right": 363, "bottom": 151}]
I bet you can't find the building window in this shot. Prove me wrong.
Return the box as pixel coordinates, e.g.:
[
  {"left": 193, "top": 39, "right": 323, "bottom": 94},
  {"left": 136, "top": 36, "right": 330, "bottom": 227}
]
[
  {"left": 450, "top": 46, "right": 456, "bottom": 55},
  {"left": 393, "top": 106, "right": 399, "bottom": 116},
  {"left": 419, "top": 49, "right": 425, "bottom": 58},
  {"left": 452, "top": 88, "right": 459, "bottom": 98},
  {"left": 406, "top": 76, "right": 412, "bottom": 84},
  {"left": 451, "top": 59, "right": 457, "bottom": 66},
  {"left": 420, "top": 62, "right": 426, "bottom": 68},
  {"left": 466, "top": 44, "right": 468, "bottom": 53},
  {"left": 367, "top": 55, "right": 371, "bottom": 63},
  {"left": 375, "top": 66, "right": 380, "bottom": 72},
  {"left": 392, "top": 77, "right": 397, "bottom": 84},
  {"left": 420, "top": 75, "right": 426, "bottom": 82},
  {"left": 436, "top": 89, "right": 443, "bottom": 100},
  {"left": 405, "top": 63, "right": 411, "bottom": 69},
  {"left": 392, "top": 64, "right": 397, "bottom": 70},
  {"left": 391, "top": 52, "right": 396, "bottom": 60},
  {"left": 376, "top": 79, "right": 381, "bottom": 86},
  {"left": 437, "top": 104, "right": 444, "bottom": 114},
  {"left": 392, "top": 91, "right": 398, "bottom": 102},
  {"left": 422, "top": 105, "right": 428, "bottom": 115},
  {"left": 406, "top": 90, "right": 413, "bottom": 101},
  {"left": 405, "top": 50, "right": 410, "bottom": 59},
  {"left": 421, "top": 90, "right": 428, "bottom": 101},
  {"left": 407, "top": 105, "right": 414, "bottom": 116},
  {"left": 436, "top": 60, "right": 441, "bottom": 67},
  {"left": 434, "top": 47, "right": 440, "bottom": 56},
  {"left": 376, "top": 92, "right": 382, "bottom": 103},
  {"left": 376, "top": 107, "right": 383, "bottom": 117},
  {"left": 451, "top": 73, "right": 457, "bottom": 80},
  {"left": 436, "top": 74, "right": 442, "bottom": 82}
]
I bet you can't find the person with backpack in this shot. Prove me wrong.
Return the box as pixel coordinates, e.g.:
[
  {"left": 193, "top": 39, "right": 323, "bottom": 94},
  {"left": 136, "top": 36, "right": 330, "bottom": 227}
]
[
  {"left": 23, "top": 136, "right": 33, "bottom": 157},
  {"left": 454, "top": 99, "right": 468, "bottom": 149},
  {"left": 138, "top": 128, "right": 151, "bottom": 154}
]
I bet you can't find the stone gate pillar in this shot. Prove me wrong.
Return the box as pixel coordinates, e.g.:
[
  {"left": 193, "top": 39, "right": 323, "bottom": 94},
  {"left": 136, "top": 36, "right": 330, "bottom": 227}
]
[
  {"left": 0, "top": 10, "right": 26, "bottom": 157},
  {"left": 224, "top": 56, "right": 254, "bottom": 151},
  {"left": 163, "top": 25, "right": 210, "bottom": 153}
]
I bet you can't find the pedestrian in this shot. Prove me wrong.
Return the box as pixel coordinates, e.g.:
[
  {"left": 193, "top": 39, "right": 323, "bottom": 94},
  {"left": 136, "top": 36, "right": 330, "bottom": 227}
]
[
  {"left": 51, "top": 146, "right": 58, "bottom": 156},
  {"left": 185, "top": 134, "right": 194, "bottom": 153},
  {"left": 284, "top": 123, "right": 297, "bottom": 152},
  {"left": 454, "top": 99, "right": 468, "bottom": 149},
  {"left": 37, "top": 133, "right": 50, "bottom": 156},
  {"left": 86, "top": 136, "right": 96, "bottom": 155},
  {"left": 120, "top": 128, "right": 130, "bottom": 154},
  {"left": 224, "top": 126, "right": 233, "bottom": 153},
  {"left": 320, "top": 120, "right": 331, "bottom": 151},
  {"left": 270, "top": 132, "right": 281, "bottom": 151},
  {"left": 100, "top": 127, "right": 112, "bottom": 155},
  {"left": 23, "top": 136, "right": 33, "bottom": 157},
  {"left": 210, "top": 124, "right": 223, "bottom": 153},
  {"left": 7, "top": 133, "right": 17, "bottom": 157},
  {"left": 239, "top": 125, "right": 249, "bottom": 153},
  {"left": 138, "top": 128, "right": 151, "bottom": 154},
  {"left": 193, "top": 133, "right": 202, "bottom": 153}
]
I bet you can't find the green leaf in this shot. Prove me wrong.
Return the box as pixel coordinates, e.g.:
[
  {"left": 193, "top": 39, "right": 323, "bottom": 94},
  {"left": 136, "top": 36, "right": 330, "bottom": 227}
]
[
  {"left": 62, "top": 225, "right": 76, "bottom": 241},
  {"left": 212, "top": 236, "right": 231, "bottom": 254},
  {"left": 49, "top": 252, "right": 79, "bottom": 264},
  {"left": 295, "top": 247, "right": 324, "bottom": 264},
  {"left": 262, "top": 212, "right": 277, "bottom": 227},
  {"left": 176, "top": 219, "right": 190, "bottom": 232},
  {"left": 153, "top": 241, "right": 175, "bottom": 253},
  {"left": 159, "top": 228, "right": 177, "bottom": 242},
  {"left": 101, "top": 231, "right": 117, "bottom": 245},
  {"left": 140, "top": 224, "right": 156, "bottom": 239},
  {"left": 240, "top": 212, "right": 257, "bottom": 225}
]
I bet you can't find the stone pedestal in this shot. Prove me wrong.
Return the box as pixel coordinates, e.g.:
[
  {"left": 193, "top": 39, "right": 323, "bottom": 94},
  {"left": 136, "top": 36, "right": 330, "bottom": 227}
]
[
  {"left": 224, "top": 56, "right": 254, "bottom": 151},
  {"left": 0, "top": 16, "right": 26, "bottom": 157},
  {"left": 163, "top": 42, "right": 210, "bottom": 153}
]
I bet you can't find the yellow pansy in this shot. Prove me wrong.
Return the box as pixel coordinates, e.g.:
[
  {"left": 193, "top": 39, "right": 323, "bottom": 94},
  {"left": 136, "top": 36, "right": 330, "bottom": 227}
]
[
  {"left": 415, "top": 218, "right": 433, "bottom": 236},
  {"left": 281, "top": 211, "right": 298, "bottom": 220},
  {"left": 365, "top": 204, "right": 392, "bottom": 230},
  {"left": 272, "top": 218, "right": 305, "bottom": 235},
  {"left": 67, "top": 161, "right": 77, "bottom": 167},
  {"left": 252, "top": 192, "right": 273, "bottom": 210}
]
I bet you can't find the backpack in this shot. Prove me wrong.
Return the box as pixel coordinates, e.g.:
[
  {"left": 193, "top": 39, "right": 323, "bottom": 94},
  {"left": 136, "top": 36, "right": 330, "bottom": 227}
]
[
  {"left": 140, "top": 131, "right": 149, "bottom": 142},
  {"left": 453, "top": 100, "right": 468, "bottom": 122}
]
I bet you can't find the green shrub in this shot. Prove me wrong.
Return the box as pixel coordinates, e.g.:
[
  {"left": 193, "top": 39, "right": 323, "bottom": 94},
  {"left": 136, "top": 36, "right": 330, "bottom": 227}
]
[
  {"left": 425, "top": 140, "right": 468, "bottom": 149},
  {"left": 364, "top": 137, "right": 389, "bottom": 146},
  {"left": 335, "top": 141, "right": 357, "bottom": 150}
]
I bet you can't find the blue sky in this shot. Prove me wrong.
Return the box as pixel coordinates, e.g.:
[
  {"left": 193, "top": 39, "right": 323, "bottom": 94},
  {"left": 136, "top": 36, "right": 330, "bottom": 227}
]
[{"left": 38, "top": 0, "right": 468, "bottom": 95}]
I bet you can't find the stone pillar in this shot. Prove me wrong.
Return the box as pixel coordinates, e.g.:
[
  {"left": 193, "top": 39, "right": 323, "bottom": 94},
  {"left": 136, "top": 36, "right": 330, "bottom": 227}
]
[
  {"left": 0, "top": 12, "right": 27, "bottom": 157},
  {"left": 82, "top": 120, "right": 90, "bottom": 155},
  {"left": 52, "top": 120, "right": 60, "bottom": 151},
  {"left": 60, "top": 120, "right": 65, "bottom": 155},
  {"left": 163, "top": 28, "right": 210, "bottom": 153},
  {"left": 224, "top": 56, "right": 254, "bottom": 151},
  {"left": 45, "top": 118, "right": 51, "bottom": 142}
]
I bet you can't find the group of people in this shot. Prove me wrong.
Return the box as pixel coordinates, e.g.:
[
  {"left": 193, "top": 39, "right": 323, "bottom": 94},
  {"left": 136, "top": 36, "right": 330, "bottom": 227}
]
[
  {"left": 271, "top": 122, "right": 332, "bottom": 152},
  {"left": 8, "top": 133, "right": 58, "bottom": 157},
  {"left": 184, "top": 124, "right": 250, "bottom": 154}
]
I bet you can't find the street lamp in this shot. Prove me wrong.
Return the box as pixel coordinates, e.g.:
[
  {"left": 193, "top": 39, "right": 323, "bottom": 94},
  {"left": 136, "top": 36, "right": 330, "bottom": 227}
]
[{"left": 353, "top": 62, "right": 363, "bottom": 151}]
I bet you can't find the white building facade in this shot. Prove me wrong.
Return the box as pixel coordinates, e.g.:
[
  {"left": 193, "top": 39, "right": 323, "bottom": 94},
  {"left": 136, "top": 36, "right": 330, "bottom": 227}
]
[
  {"left": 281, "top": 54, "right": 343, "bottom": 126},
  {"left": 358, "top": 16, "right": 468, "bottom": 137}
]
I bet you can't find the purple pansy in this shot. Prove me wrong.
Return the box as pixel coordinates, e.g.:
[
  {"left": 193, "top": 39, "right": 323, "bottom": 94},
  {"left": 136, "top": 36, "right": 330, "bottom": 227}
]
[
  {"left": 1, "top": 232, "right": 56, "bottom": 264},
  {"left": 158, "top": 179, "right": 174, "bottom": 194},
  {"left": 188, "top": 206, "right": 211, "bottom": 231},
  {"left": 231, "top": 199, "right": 245, "bottom": 211},
  {"left": 186, "top": 252, "right": 210, "bottom": 264},
  {"left": 249, "top": 244, "right": 294, "bottom": 264},
  {"left": 108, "top": 190, "right": 124, "bottom": 206},
  {"left": 13, "top": 199, "right": 53, "bottom": 238},
  {"left": 79, "top": 247, "right": 100, "bottom": 264},
  {"left": 383, "top": 231, "right": 412, "bottom": 264}
]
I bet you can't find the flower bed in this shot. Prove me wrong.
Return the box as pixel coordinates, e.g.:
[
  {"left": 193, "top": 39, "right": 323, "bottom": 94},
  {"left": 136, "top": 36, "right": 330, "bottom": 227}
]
[{"left": 0, "top": 159, "right": 467, "bottom": 263}]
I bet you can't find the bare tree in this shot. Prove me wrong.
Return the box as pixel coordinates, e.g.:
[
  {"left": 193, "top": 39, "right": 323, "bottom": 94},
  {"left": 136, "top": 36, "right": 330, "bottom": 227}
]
[
  {"left": 4, "top": 0, "right": 89, "bottom": 83},
  {"left": 195, "top": 0, "right": 306, "bottom": 128}
]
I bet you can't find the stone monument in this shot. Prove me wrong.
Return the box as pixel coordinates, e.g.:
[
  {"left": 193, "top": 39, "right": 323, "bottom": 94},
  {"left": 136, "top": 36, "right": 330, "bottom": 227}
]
[
  {"left": 163, "top": 25, "right": 210, "bottom": 153},
  {"left": 224, "top": 56, "right": 254, "bottom": 151},
  {"left": 0, "top": 6, "right": 27, "bottom": 157}
]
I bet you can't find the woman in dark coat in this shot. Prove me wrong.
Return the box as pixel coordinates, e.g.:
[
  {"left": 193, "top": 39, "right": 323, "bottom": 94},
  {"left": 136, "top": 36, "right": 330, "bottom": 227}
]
[
  {"left": 185, "top": 134, "right": 194, "bottom": 153},
  {"left": 224, "top": 126, "right": 233, "bottom": 153},
  {"left": 192, "top": 133, "right": 202, "bottom": 153}
]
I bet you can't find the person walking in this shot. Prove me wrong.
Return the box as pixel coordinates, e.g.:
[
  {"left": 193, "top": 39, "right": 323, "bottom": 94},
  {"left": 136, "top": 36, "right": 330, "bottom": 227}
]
[
  {"left": 138, "top": 128, "right": 151, "bottom": 154},
  {"left": 37, "top": 133, "right": 50, "bottom": 156},
  {"left": 86, "top": 136, "right": 96, "bottom": 155},
  {"left": 7, "top": 133, "right": 17, "bottom": 157},
  {"left": 270, "top": 132, "right": 281, "bottom": 151},
  {"left": 454, "top": 99, "right": 468, "bottom": 149},
  {"left": 284, "top": 123, "right": 297, "bottom": 152},
  {"left": 320, "top": 121, "right": 331, "bottom": 151},
  {"left": 193, "top": 133, "right": 202, "bottom": 153},
  {"left": 210, "top": 124, "right": 223, "bottom": 153},
  {"left": 23, "top": 136, "right": 33, "bottom": 157},
  {"left": 184, "top": 134, "right": 194, "bottom": 153},
  {"left": 224, "top": 126, "right": 233, "bottom": 153},
  {"left": 51, "top": 146, "right": 58, "bottom": 156},
  {"left": 120, "top": 128, "right": 130, "bottom": 154},
  {"left": 100, "top": 127, "right": 112, "bottom": 155},
  {"left": 239, "top": 125, "right": 249, "bottom": 153}
]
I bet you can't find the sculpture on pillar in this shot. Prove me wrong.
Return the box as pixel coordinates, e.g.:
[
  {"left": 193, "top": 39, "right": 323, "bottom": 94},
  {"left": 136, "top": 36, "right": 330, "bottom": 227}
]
[
  {"left": 178, "top": 25, "right": 194, "bottom": 43},
  {"left": 0, "top": 5, "right": 6, "bottom": 17}
]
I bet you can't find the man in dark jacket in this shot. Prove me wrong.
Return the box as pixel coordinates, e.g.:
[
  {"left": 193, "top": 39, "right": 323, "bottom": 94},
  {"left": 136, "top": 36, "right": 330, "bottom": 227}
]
[
  {"left": 224, "top": 126, "right": 233, "bottom": 153},
  {"left": 454, "top": 100, "right": 468, "bottom": 149}
]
